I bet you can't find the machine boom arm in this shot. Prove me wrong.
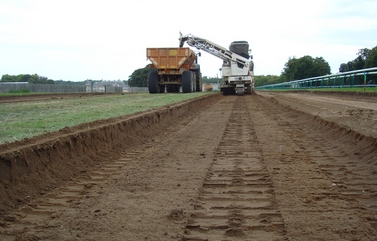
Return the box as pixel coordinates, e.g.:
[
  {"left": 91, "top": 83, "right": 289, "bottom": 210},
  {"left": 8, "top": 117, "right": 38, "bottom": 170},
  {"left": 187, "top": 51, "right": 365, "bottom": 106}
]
[{"left": 179, "top": 33, "right": 249, "bottom": 68}]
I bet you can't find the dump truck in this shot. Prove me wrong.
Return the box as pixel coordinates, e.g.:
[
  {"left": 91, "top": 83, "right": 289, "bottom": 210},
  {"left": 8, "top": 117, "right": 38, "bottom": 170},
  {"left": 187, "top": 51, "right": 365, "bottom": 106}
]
[
  {"left": 146, "top": 47, "right": 202, "bottom": 93},
  {"left": 203, "top": 83, "right": 213, "bottom": 91},
  {"left": 179, "top": 33, "right": 254, "bottom": 95}
]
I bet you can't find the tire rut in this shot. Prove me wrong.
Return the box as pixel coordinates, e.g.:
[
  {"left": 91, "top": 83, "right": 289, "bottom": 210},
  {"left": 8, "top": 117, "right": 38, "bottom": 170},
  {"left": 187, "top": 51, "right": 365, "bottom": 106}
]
[
  {"left": 182, "top": 96, "right": 286, "bottom": 241},
  {"left": 1, "top": 149, "right": 145, "bottom": 235},
  {"left": 0, "top": 95, "right": 223, "bottom": 240},
  {"left": 249, "top": 93, "right": 377, "bottom": 240}
]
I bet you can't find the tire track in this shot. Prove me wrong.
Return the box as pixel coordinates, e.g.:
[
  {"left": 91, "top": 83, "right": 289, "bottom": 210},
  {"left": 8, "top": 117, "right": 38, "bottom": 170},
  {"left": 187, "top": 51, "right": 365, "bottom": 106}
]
[
  {"left": 0, "top": 150, "right": 146, "bottom": 236},
  {"left": 0, "top": 96, "right": 222, "bottom": 240},
  {"left": 249, "top": 93, "right": 377, "bottom": 240},
  {"left": 182, "top": 96, "right": 286, "bottom": 241}
]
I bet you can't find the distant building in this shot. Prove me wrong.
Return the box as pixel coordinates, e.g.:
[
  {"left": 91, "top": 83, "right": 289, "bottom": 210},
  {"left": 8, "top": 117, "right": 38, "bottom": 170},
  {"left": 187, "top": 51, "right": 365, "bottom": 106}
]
[{"left": 87, "top": 80, "right": 127, "bottom": 93}]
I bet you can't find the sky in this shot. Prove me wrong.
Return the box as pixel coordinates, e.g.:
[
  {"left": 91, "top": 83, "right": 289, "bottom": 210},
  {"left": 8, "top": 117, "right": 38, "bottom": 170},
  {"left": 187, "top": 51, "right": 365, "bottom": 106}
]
[{"left": 0, "top": 0, "right": 376, "bottom": 81}]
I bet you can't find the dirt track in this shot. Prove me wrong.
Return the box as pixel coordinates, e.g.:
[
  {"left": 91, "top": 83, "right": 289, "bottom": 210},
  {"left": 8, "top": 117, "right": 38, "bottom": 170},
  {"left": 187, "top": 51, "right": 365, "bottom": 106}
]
[{"left": 0, "top": 91, "right": 376, "bottom": 240}]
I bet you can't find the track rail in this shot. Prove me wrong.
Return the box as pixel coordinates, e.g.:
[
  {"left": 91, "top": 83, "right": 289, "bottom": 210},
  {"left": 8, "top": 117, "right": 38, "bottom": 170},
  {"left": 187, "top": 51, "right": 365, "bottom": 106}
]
[{"left": 182, "top": 96, "right": 286, "bottom": 241}]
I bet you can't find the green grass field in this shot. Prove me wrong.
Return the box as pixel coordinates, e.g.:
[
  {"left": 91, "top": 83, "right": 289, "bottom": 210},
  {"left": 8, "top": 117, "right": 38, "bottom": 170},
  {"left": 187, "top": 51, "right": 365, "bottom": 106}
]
[{"left": 0, "top": 92, "right": 214, "bottom": 145}]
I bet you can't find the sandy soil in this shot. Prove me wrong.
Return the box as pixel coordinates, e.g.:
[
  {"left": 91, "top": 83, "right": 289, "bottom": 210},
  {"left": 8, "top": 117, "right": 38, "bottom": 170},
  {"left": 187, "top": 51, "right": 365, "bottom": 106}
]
[{"left": 0, "top": 91, "right": 376, "bottom": 241}]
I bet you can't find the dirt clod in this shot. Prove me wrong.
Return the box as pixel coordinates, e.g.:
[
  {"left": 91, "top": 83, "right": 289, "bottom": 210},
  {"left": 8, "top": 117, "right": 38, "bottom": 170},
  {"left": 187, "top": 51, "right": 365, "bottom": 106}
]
[{"left": 168, "top": 209, "right": 186, "bottom": 221}]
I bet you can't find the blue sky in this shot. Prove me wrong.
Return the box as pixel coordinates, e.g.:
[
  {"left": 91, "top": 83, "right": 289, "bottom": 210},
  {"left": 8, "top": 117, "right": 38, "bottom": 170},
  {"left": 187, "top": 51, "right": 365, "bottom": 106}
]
[{"left": 0, "top": 0, "right": 376, "bottom": 81}]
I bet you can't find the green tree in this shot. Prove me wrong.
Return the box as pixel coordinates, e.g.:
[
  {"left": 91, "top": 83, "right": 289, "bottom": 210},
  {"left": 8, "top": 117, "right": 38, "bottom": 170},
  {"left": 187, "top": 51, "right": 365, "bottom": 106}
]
[
  {"left": 313, "top": 57, "right": 331, "bottom": 76},
  {"left": 365, "top": 45, "right": 377, "bottom": 68},
  {"left": 281, "top": 56, "right": 330, "bottom": 81},
  {"left": 354, "top": 48, "right": 370, "bottom": 69},
  {"left": 1, "top": 74, "right": 55, "bottom": 83},
  {"left": 281, "top": 57, "right": 299, "bottom": 81},
  {"left": 339, "top": 63, "right": 350, "bottom": 72},
  {"left": 339, "top": 47, "right": 374, "bottom": 72},
  {"left": 254, "top": 75, "right": 282, "bottom": 87},
  {"left": 128, "top": 65, "right": 150, "bottom": 87},
  {"left": 1, "top": 74, "right": 15, "bottom": 82},
  {"left": 295, "top": 56, "right": 313, "bottom": 79},
  {"left": 202, "top": 76, "right": 221, "bottom": 84}
]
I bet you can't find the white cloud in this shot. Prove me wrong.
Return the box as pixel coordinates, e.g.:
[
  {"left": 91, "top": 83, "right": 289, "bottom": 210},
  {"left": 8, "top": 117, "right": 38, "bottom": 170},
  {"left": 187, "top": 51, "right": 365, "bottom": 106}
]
[{"left": 0, "top": 0, "right": 376, "bottom": 81}]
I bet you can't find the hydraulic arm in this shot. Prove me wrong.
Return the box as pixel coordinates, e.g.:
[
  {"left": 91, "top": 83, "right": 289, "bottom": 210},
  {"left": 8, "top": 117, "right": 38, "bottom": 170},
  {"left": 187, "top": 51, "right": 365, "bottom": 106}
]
[
  {"left": 179, "top": 33, "right": 254, "bottom": 95},
  {"left": 179, "top": 33, "right": 250, "bottom": 69}
]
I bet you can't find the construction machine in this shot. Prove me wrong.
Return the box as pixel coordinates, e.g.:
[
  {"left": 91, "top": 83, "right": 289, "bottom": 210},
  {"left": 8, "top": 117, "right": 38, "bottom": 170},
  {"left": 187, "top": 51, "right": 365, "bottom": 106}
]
[
  {"left": 146, "top": 47, "right": 202, "bottom": 93},
  {"left": 179, "top": 33, "right": 254, "bottom": 95},
  {"left": 203, "top": 83, "right": 213, "bottom": 91}
]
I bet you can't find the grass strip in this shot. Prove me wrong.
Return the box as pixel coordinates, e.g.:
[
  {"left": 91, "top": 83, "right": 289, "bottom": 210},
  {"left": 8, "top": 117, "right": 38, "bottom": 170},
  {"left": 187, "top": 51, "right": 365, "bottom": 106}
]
[{"left": 0, "top": 92, "right": 213, "bottom": 144}]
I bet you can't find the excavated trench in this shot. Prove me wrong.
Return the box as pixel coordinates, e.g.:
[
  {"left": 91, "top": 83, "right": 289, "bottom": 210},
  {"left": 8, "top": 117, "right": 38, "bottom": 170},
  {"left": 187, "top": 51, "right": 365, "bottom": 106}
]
[
  {"left": 0, "top": 92, "right": 376, "bottom": 240},
  {"left": 0, "top": 94, "right": 222, "bottom": 212}
]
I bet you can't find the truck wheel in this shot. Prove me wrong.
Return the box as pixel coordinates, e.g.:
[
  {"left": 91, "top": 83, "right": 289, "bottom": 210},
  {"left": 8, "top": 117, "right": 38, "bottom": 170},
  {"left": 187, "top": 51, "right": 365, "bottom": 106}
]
[
  {"left": 192, "top": 72, "right": 196, "bottom": 92},
  {"left": 182, "top": 70, "right": 192, "bottom": 93},
  {"left": 246, "top": 85, "right": 252, "bottom": 95},
  {"left": 196, "top": 71, "right": 202, "bottom": 92},
  {"left": 148, "top": 70, "right": 159, "bottom": 94}
]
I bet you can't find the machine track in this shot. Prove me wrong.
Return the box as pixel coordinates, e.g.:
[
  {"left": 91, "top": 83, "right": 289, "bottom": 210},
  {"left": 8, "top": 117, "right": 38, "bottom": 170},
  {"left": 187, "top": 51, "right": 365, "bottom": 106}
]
[
  {"left": 2, "top": 92, "right": 376, "bottom": 240},
  {"left": 0, "top": 149, "right": 146, "bottom": 236},
  {"left": 182, "top": 97, "right": 286, "bottom": 241}
]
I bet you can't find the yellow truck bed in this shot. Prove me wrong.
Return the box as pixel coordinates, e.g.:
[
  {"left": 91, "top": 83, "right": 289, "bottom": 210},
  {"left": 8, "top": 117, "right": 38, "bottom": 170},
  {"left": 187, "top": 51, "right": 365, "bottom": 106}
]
[{"left": 146, "top": 48, "right": 196, "bottom": 73}]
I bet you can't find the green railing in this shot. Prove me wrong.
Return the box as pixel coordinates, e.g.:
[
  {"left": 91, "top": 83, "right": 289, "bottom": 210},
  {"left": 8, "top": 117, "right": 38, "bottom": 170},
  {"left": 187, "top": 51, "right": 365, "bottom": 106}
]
[{"left": 255, "top": 67, "right": 377, "bottom": 91}]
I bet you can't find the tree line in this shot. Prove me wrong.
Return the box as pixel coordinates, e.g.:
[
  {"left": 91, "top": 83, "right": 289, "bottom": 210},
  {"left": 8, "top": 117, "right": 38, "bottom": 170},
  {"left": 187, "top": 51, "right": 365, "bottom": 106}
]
[
  {"left": 0, "top": 74, "right": 85, "bottom": 85},
  {"left": 339, "top": 46, "right": 377, "bottom": 72},
  {"left": 1, "top": 74, "right": 55, "bottom": 84},
  {"left": 255, "top": 45, "right": 376, "bottom": 87},
  {"left": 0, "top": 74, "right": 126, "bottom": 86}
]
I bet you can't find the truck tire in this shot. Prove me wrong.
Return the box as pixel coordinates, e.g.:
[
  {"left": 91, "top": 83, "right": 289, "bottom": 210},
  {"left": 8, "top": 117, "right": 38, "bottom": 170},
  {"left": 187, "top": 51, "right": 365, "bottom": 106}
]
[
  {"left": 246, "top": 85, "right": 252, "bottom": 95},
  {"left": 192, "top": 72, "right": 196, "bottom": 92},
  {"left": 196, "top": 71, "right": 202, "bottom": 92},
  {"left": 148, "top": 70, "right": 159, "bottom": 94},
  {"left": 182, "top": 70, "right": 192, "bottom": 93}
]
